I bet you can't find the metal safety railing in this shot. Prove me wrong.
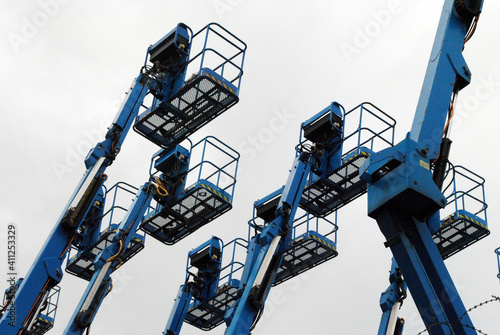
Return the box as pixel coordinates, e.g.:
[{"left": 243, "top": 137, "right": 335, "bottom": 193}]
[
  {"left": 342, "top": 102, "right": 396, "bottom": 158},
  {"left": 187, "top": 23, "right": 247, "bottom": 91},
  {"left": 441, "top": 165, "right": 487, "bottom": 224}
]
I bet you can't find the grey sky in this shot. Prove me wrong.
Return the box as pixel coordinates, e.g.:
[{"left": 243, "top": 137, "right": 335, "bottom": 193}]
[{"left": 1, "top": 1, "right": 500, "bottom": 334}]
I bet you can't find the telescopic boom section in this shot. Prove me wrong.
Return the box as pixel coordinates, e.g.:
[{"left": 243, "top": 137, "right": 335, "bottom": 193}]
[{"left": 410, "top": 0, "right": 483, "bottom": 158}]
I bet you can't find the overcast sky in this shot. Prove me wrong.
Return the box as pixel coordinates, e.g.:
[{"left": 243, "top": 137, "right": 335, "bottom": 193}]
[{"left": 1, "top": 1, "right": 500, "bottom": 334}]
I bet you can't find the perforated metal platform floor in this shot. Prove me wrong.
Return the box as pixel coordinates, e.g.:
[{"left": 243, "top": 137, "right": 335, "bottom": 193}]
[
  {"left": 185, "top": 284, "right": 240, "bottom": 331},
  {"left": 274, "top": 231, "right": 338, "bottom": 286},
  {"left": 300, "top": 151, "right": 370, "bottom": 217},
  {"left": 140, "top": 180, "right": 232, "bottom": 245},
  {"left": 134, "top": 73, "right": 238, "bottom": 148},
  {"left": 66, "top": 229, "right": 144, "bottom": 280},
  {"left": 433, "top": 211, "right": 489, "bottom": 259}
]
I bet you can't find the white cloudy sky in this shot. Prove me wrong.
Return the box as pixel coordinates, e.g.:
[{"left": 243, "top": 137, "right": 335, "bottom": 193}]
[{"left": 1, "top": 1, "right": 500, "bottom": 334}]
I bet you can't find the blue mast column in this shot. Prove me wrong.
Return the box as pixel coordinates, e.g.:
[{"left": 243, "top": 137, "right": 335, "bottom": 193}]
[{"left": 363, "top": 0, "right": 483, "bottom": 334}]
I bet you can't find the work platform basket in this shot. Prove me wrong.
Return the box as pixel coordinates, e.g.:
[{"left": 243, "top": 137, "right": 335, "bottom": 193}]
[
  {"left": 274, "top": 212, "right": 338, "bottom": 285},
  {"left": 432, "top": 165, "right": 489, "bottom": 259},
  {"left": 300, "top": 102, "right": 396, "bottom": 217},
  {"left": 134, "top": 23, "right": 246, "bottom": 149},
  {"left": 250, "top": 190, "right": 339, "bottom": 285},
  {"left": 184, "top": 238, "right": 247, "bottom": 330},
  {"left": 66, "top": 182, "right": 148, "bottom": 280},
  {"left": 26, "top": 285, "right": 60, "bottom": 335},
  {"left": 140, "top": 136, "right": 239, "bottom": 245}
]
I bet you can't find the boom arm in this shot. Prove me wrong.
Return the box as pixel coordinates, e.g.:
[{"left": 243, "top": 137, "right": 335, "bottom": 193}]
[
  {"left": 223, "top": 104, "right": 346, "bottom": 334},
  {"left": 1, "top": 21, "right": 247, "bottom": 335},
  {"left": 0, "top": 23, "right": 195, "bottom": 334},
  {"left": 0, "top": 74, "right": 150, "bottom": 335},
  {"left": 223, "top": 154, "right": 313, "bottom": 335},
  {"left": 362, "top": 0, "right": 484, "bottom": 334},
  {"left": 410, "top": 0, "right": 482, "bottom": 158},
  {"left": 377, "top": 259, "right": 406, "bottom": 335}
]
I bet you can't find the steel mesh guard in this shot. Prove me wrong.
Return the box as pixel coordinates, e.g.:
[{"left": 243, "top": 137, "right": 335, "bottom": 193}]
[
  {"left": 300, "top": 153, "right": 370, "bottom": 217},
  {"left": 140, "top": 183, "right": 232, "bottom": 245},
  {"left": 274, "top": 232, "right": 338, "bottom": 286},
  {"left": 185, "top": 285, "right": 240, "bottom": 330},
  {"left": 66, "top": 230, "right": 144, "bottom": 281},
  {"left": 134, "top": 75, "right": 238, "bottom": 148},
  {"left": 433, "top": 214, "right": 490, "bottom": 259},
  {"left": 30, "top": 314, "right": 54, "bottom": 334}
]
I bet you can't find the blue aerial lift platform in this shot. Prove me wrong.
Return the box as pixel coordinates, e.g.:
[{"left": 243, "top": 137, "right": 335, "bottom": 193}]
[
  {"left": 163, "top": 0, "right": 491, "bottom": 334},
  {"left": 0, "top": 0, "right": 493, "bottom": 334},
  {"left": 0, "top": 21, "right": 246, "bottom": 335},
  {"left": 163, "top": 101, "right": 397, "bottom": 334},
  {"left": 133, "top": 23, "right": 246, "bottom": 149},
  {"left": 140, "top": 136, "right": 240, "bottom": 245}
]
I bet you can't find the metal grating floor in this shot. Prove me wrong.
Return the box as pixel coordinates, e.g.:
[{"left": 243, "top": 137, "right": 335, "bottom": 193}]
[
  {"left": 300, "top": 152, "right": 370, "bottom": 217},
  {"left": 274, "top": 232, "right": 338, "bottom": 286},
  {"left": 134, "top": 74, "right": 238, "bottom": 148},
  {"left": 66, "top": 230, "right": 144, "bottom": 281},
  {"left": 30, "top": 315, "right": 54, "bottom": 335},
  {"left": 185, "top": 285, "right": 240, "bottom": 331},
  {"left": 433, "top": 213, "right": 489, "bottom": 259},
  {"left": 140, "top": 182, "right": 232, "bottom": 245}
]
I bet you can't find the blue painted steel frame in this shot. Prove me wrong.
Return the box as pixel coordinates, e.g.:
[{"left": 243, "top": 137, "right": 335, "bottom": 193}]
[
  {"left": 410, "top": 0, "right": 478, "bottom": 159},
  {"left": 377, "top": 259, "right": 406, "bottom": 335},
  {"left": 164, "top": 236, "right": 234, "bottom": 334},
  {"left": 365, "top": 1, "right": 483, "bottom": 332},
  {"left": 224, "top": 153, "right": 313, "bottom": 335},
  {"left": 0, "top": 22, "right": 206, "bottom": 334}
]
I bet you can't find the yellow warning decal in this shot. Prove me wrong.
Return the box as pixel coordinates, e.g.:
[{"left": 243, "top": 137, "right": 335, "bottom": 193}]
[
  {"left": 204, "top": 72, "right": 235, "bottom": 94},
  {"left": 200, "top": 184, "right": 232, "bottom": 204},
  {"left": 310, "top": 234, "right": 336, "bottom": 251},
  {"left": 343, "top": 151, "right": 370, "bottom": 164},
  {"left": 458, "top": 214, "right": 488, "bottom": 229},
  {"left": 38, "top": 316, "right": 54, "bottom": 325}
]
